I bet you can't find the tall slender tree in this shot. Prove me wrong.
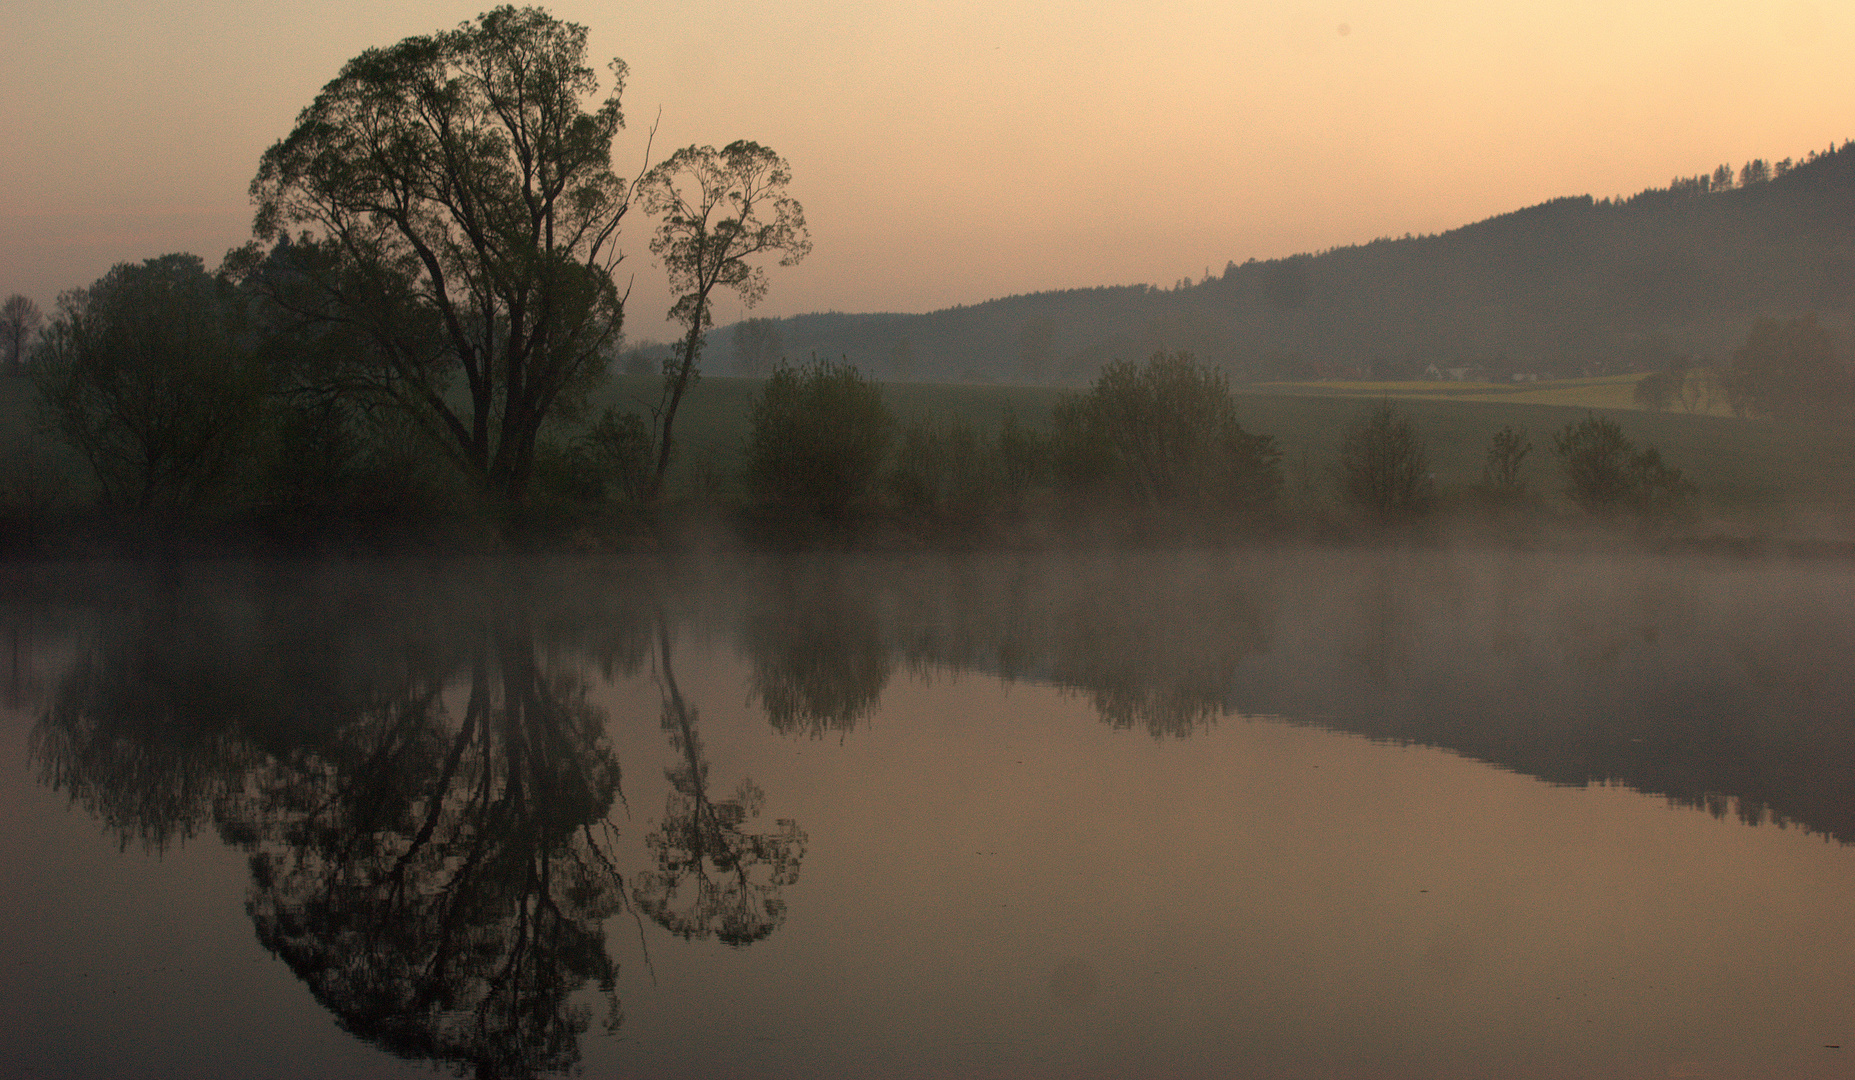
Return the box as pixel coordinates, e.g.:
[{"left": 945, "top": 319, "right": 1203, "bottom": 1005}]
[{"left": 637, "top": 141, "right": 809, "bottom": 501}]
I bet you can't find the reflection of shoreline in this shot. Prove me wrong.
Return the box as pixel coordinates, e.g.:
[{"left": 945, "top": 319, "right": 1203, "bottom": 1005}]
[
  {"left": 14, "top": 546, "right": 1855, "bottom": 860},
  {"left": 723, "top": 550, "right": 1855, "bottom": 843}
]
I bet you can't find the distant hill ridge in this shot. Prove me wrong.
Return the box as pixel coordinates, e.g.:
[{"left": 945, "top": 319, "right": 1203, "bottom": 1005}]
[{"left": 705, "top": 142, "right": 1855, "bottom": 385}]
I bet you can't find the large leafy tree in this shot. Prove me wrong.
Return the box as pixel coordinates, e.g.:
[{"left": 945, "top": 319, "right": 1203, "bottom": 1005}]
[
  {"left": 637, "top": 141, "right": 809, "bottom": 501},
  {"left": 239, "top": 6, "right": 632, "bottom": 511}
]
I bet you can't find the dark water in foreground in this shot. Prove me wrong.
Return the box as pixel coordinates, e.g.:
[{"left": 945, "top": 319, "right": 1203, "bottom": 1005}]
[{"left": 3, "top": 549, "right": 1854, "bottom": 1079}]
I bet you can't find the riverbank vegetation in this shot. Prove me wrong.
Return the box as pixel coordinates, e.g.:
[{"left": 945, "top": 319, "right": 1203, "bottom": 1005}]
[{"left": 3, "top": 343, "right": 1851, "bottom": 555}]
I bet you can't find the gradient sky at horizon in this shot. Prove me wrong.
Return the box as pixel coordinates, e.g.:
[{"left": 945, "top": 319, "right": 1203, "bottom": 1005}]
[{"left": 2, "top": 0, "right": 1849, "bottom": 341}]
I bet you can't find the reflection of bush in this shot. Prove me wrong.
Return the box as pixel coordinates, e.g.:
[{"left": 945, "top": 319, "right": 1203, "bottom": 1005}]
[
  {"left": 746, "top": 571, "right": 892, "bottom": 738},
  {"left": 1050, "top": 570, "right": 1272, "bottom": 738},
  {"left": 32, "top": 642, "right": 258, "bottom": 850}
]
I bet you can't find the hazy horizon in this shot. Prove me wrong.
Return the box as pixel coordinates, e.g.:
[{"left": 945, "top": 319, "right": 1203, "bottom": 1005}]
[{"left": 3, "top": 0, "right": 1851, "bottom": 339}]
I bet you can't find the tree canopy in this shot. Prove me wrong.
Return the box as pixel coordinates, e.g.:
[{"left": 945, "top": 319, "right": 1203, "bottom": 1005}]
[
  {"left": 238, "top": 5, "right": 632, "bottom": 511},
  {"left": 1724, "top": 314, "right": 1851, "bottom": 424},
  {"left": 638, "top": 140, "right": 810, "bottom": 500}
]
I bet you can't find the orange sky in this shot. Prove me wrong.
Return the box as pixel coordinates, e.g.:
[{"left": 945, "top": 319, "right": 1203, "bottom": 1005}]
[{"left": 2, "top": 0, "right": 1849, "bottom": 341}]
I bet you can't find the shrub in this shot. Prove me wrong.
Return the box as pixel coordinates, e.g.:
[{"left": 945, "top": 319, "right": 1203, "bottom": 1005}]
[
  {"left": 1052, "top": 351, "right": 1279, "bottom": 511},
  {"left": 1339, "top": 400, "right": 1432, "bottom": 517},
  {"left": 575, "top": 406, "right": 653, "bottom": 503},
  {"left": 1552, "top": 413, "right": 1693, "bottom": 513},
  {"left": 1633, "top": 369, "right": 1681, "bottom": 411},
  {"left": 744, "top": 358, "right": 893, "bottom": 519},
  {"left": 1482, "top": 424, "right": 1532, "bottom": 497},
  {"left": 886, "top": 410, "right": 1051, "bottom": 522},
  {"left": 888, "top": 417, "right": 990, "bottom": 520}
]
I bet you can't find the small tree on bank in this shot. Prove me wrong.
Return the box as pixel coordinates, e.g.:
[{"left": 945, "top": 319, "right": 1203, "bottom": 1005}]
[
  {"left": 744, "top": 359, "right": 892, "bottom": 520},
  {"left": 1339, "top": 400, "right": 1431, "bottom": 518},
  {"left": 1, "top": 295, "right": 42, "bottom": 374},
  {"left": 1482, "top": 424, "right": 1531, "bottom": 497},
  {"left": 1722, "top": 314, "right": 1851, "bottom": 424},
  {"left": 1552, "top": 413, "right": 1693, "bottom": 514}
]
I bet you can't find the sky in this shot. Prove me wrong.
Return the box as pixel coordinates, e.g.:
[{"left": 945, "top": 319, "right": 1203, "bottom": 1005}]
[{"left": 2, "top": 0, "right": 1851, "bottom": 342}]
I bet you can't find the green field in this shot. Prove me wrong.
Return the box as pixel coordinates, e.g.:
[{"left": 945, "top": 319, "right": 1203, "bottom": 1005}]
[
  {"left": 7, "top": 371, "right": 1852, "bottom": 532},
  {"left": 1255, "top": 374, "right": 1649, "bottom": 409}
]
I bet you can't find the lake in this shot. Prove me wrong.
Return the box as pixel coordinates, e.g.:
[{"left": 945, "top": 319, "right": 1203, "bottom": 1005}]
[{"left": 4, "top": 548, "right": 1853, "bottom": 1079}]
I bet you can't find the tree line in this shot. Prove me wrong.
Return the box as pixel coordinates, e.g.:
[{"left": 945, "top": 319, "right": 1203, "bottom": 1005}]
[{"left": 688, "top": 141, "right": 1855, "bottom": 386}]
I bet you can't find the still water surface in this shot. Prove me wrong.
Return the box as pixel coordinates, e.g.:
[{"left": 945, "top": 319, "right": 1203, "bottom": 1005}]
[{"left": 3, "top": 549, "right": 1853, "bottom": 1079}]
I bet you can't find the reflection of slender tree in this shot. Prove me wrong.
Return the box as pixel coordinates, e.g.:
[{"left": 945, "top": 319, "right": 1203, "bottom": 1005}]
[
  {"left": 743, "top": 567, "right": 891, "bottom": 737},
  {"left": 635, "top": 618, "right": 805, "bottom": 946},
  {"left": 236, "top": 623, "right": 630, "bottom": 1079}
]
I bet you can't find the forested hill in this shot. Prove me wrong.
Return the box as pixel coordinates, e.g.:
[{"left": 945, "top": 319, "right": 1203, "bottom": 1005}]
[{"left": 706, "top": 142, "right": 1855, "bottom": 385}]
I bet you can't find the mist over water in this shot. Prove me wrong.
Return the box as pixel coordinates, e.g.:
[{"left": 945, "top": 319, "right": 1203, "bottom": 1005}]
[{"left": 4, "top": 547, "right": 1853, "bottom": 1078}]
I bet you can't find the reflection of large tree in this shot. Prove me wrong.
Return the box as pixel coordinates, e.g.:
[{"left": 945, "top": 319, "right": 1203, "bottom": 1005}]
[
  {"left": 28, "top": 575, "right": 652, "bottom": 1079},
  {"left": 634, "top": 619, "right": 805, "bottom": 946},
  {"left": 235, "top": 624, "right": 629, "bottom": 1078}
]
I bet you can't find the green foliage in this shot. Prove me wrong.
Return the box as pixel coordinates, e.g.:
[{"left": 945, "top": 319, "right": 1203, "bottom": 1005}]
[
  {"left": 1552, "top": 413, "right": 1694, "bottom": 513},
  {"left": 1723, "top": 314, "right": 1852, "bottom": 423},
  {"left": 744, "top": 359, "right": 893, "bottom": 519},
  {"left": 1482, "top": 424, "right": 1532, "bottom": 496},
  {"left": 241, "top": 6, "right": 629, "bottom": 508},
  {"left": 1339, "top": 400, "right": 1432, "bottom": 517},
  {"left": 1052, "top": 351, "right": 1280, "bottom": 511},
  {"left": 35, "top": 254, "right": 267, "bottom": 513}
]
